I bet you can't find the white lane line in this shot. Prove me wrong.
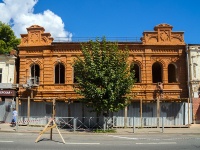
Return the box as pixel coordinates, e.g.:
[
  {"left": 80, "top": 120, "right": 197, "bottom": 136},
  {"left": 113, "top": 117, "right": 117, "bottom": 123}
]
[
  {"left": 136, "top": 142, "right": 177, "bottom": 145},
  {"left": 64, "top": 143, "right": 100, "bottom": 145},
  {"left": 0, "top": 141, "right": 14, "bottom": 143},
  {"left": 108, "top": 135, "right": 145, "bottom": 140}
]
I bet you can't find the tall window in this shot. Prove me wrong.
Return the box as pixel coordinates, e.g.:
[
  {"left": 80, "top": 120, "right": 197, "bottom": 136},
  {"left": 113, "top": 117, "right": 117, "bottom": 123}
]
[
  {"left": 0, "top": 68, "right": 2, "bottom": 83},
  {"left": 130, "top": 63, "right": 141, "bottom": 83},
  {"left": 152, "top": 62, "right": 162, "bottom": 83},
  {"left": 193, "top": 63, "right": 197, "bottom": 78},
  {"left": 168, "top": 64, "right": 177, "bottom": 83},
  {"left": 55, "top": 63, "right": 65, "bottom": 84},
  {"left": 198, "top": 87, "right": 200, "bottom": 97},
  {"left": 31, "top": 64, "right": 40, "bottom": 84}
]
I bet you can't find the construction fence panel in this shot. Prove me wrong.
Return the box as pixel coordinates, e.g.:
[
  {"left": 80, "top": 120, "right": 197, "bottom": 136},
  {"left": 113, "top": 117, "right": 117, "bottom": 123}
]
[
  {"left": 0, "top": 99, "right": 15, "bottom": 123},
  {"left": 17, "top": 116, "right": 49, "bottom": 125},
  {"left": 17, "top": 101, "right": 192, "bottom": 128}
]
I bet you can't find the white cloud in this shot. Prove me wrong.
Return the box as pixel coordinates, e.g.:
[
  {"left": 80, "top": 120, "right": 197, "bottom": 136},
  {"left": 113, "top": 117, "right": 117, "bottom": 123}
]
[{"left": 0, "top": 0, "right": 72, "bottom": 40}]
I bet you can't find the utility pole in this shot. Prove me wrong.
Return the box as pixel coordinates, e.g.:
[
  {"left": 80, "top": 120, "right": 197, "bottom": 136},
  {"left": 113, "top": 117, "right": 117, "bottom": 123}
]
[
  {"left": 50, "top": 99, "right": 56, "bottom": 140},
  {"left": 157, "top": 82, "right": 163, "bottom": 128},
  {"left": 27, "top": 96, "right": 30, "bottom": 126},
  {"left": 157, "top": 96, "right": 160, "bottom": 128}
]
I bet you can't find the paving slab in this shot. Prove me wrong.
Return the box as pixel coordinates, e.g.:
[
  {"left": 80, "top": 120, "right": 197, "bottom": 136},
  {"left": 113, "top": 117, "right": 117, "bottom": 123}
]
[{"left": 0, "top": 123, "right": 200, "bottom": 134}]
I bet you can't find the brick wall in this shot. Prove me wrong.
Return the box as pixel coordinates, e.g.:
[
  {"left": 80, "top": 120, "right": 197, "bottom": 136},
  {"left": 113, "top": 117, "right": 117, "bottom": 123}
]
[{"left": 193, "top": 98, "right": 200, "bottom": 124}]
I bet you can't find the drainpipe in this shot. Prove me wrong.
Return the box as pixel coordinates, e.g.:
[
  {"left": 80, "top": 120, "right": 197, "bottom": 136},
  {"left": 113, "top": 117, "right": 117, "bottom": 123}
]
[{"left": 186, "top": 44, "right": 193, "bottom": 124}]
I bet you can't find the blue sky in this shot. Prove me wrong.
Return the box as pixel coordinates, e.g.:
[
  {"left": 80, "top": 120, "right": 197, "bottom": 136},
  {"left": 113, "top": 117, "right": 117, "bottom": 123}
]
[{"left": 0, "top": 0, "right": 200, "bottom": 43}]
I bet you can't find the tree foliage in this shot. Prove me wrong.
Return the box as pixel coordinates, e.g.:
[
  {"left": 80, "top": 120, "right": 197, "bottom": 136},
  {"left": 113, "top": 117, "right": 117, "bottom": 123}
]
[
  {"left": 73, "top": 37, "right": 135, "bottom": 116},
  {"left": 0, "top": 21, "right": 20, "bottom": 54}
]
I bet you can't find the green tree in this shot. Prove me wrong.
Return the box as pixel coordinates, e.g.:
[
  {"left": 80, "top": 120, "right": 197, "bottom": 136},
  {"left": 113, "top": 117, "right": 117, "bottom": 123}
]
[
  {"left": 73, "top": 37, "right": 135, "bottom": 116},
  {"left": 0, "top": 21, "right": 20, "bottom": 54}
]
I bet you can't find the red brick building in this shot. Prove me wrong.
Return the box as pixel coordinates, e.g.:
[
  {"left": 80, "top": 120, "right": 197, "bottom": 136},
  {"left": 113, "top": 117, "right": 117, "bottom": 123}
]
[
  {"left": 17, "top": 24, "right": 190, "bottom": 126},
  {"left": 18, "top": 23, "right": 188, "bottom": 101}
]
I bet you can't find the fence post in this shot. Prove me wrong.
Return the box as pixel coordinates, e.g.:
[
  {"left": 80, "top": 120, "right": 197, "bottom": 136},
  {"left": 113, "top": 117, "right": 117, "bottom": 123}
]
[
  {"left": 27, "top": 96, "right": 30, "bottom": 126},
  {"left": 89, "top": 117, "right": 91, "bottom": 129},
  {"left": 162, "top": 117, "right": 164, "bottom": 133},
  {"left": 103, "top": 117, "right": 106, "bottom": 131},
  {"left": 16, "top": 97, "right": 19, "bottom": 131},
  {"left": 73, "top": 117, "right": 77, "bottom": 132},
  {"left": 133, "top": 117, "right": 135, "bottom": 133},
  {"left": 157, "top": 97, "right": 160, "bottom": 128}
]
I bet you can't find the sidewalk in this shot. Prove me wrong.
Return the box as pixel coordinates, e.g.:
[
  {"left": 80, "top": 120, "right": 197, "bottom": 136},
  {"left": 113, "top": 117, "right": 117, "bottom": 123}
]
[{"left": 0, "top": 123, "right": 200, "bottom": 134}]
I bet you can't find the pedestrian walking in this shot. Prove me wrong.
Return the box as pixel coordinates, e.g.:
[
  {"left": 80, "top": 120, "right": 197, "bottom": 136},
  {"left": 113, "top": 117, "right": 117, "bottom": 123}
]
[{"left": 11, "top": 108, "right": 18, "bottom": 127}]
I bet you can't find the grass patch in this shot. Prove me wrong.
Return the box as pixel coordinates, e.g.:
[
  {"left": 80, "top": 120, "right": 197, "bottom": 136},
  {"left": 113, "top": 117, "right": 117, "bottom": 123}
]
[{"left": 93, "top": 129, "right": 116, "bottom": 133}]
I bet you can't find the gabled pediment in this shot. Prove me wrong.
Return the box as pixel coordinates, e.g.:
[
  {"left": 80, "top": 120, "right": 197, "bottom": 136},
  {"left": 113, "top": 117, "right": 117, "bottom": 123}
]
[
  {"left": 19, "top": 25, "right": 54, "bottom": 46},
  {"left": 141, "top": 23, "right": 185, "bottom": 45}
]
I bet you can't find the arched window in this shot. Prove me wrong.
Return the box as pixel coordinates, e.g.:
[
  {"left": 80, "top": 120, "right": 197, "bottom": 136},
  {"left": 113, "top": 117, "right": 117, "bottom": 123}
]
[
  {"left": 152, "top": 62, "right": 162, "bottom": 83},
  {"left": 55, "top": 63, "right": 65, "bottom": 84},
  {"left": 31, "top": 64, "right": 40, "bottom": 84},
  {"left": 168, "top": 64, "right": 177, "bottom": 83},
  {"left": 130, "top": 63, "right": 141, "bottom": 83}
]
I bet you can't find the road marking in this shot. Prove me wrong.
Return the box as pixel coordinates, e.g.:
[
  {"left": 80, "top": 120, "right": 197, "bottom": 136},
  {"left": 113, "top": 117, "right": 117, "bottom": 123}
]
[
  {"left": 64, "top": 143, "right": 100, "bottom": 145},
  {"left": 108, "top": 135, "right": 145, "bottom": 140},
  {"left": 136, "top": 142, "right": 177, "bottom": 145},
  {"left": 0, "top": 141, "right": 14, "bottom": 143}
]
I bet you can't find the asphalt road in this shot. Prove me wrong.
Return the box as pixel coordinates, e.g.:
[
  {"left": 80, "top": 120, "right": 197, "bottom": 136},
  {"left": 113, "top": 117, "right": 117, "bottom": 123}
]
[{"left": 0, "top": 132, "right": 200, "bottom": 150}]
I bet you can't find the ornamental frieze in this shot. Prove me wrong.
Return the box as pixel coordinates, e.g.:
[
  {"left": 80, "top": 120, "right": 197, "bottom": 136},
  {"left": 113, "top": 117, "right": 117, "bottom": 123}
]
[
  {"left": 129, "top": 49, "right": 144, "bottom": 53},
  {"left": 151, "top": 57, "right": 166, "bottom": 64},
  {"left": 168, "top": 57, "right": 179, "bottom": 62},
  {"left": 151, "top": 49, "right": 178, "bottom": 53},
  {"left": 160, "top": 30, "right": 170, "bottom": 42},
  {"left": 132, "top": 85, "right": 154, "bottom": 89},
  {"left": 27, "top": 50, "right": 43, "bottom": 54}
]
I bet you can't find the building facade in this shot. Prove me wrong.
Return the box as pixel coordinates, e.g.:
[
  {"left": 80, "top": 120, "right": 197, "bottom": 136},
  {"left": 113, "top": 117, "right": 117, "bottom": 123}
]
[
  {"left": 0, "top": 51, "right": 17, "bottom": 122},
  {"left": 187, "top": 44, "right": 200, "bottom": 123},
  {"left": 17, "top": 24, "right": 191, "bottom": 126}
]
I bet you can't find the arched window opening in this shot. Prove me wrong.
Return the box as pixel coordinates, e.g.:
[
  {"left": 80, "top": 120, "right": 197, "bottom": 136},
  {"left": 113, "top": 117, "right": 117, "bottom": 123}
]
[
  {"left": 152, "top": 62, "right": 162, "bottom": 83},
  {"left": 168, "top": 64, "right": 177, "bottom": 83},
  {"left": 55, "top": 63, "right": 65, "bottom": 84},
  {"left": 130, "top": 63, "right": 141, "bottom": 83},
  {"left": 31, "top": 64, "right": 40, "bottom": 84}
]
